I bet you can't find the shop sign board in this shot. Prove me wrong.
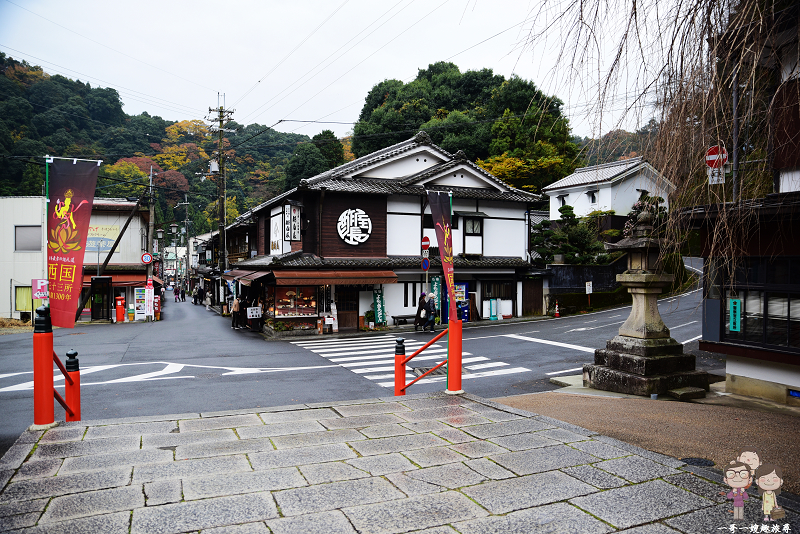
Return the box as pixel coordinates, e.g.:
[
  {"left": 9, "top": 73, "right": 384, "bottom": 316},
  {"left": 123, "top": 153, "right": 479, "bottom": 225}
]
[
  {"left": 247, "top": 307, "right": 262, "bottom": 319},
  {"left": 145, "top": 278, "right": 154, "bottom": 318},
  {"left": 284, "top": 205, "right": 301, "bottom": 241},
  {"left": 337, "top": 208, "right": 372, "bottom": 245},
  {"left": 431, "top": 276, "right": 442, "bottom": 313},
  {"left": 330, "top": 303, "right": 339, "bottom": 332},
  {"left": 729, "top": 298, "right": 742, "bottom": 332},
  {"left": 85, "top": 225, "right": 119, "bottom": 251},
  {"left": 586, "top": 281, "right": 593, "bottom": 294},
  {"left": 372, "top": 288, "right": 387, "bottom": 325}
]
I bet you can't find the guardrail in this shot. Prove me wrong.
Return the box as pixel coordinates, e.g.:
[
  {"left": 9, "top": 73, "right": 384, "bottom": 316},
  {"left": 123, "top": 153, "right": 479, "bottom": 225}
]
[
  {"left": 33, "top": 306, "right": 81, "bottom": 424},
  {"left": 394, "top": 319, "right": 463, "bottom": 396}
]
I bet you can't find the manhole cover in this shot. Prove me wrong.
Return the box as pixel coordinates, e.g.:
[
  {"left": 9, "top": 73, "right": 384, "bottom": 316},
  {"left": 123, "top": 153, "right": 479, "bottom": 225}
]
[
  {"left": 412, "top": 366, "right": 470, "bottom": 377},
  {"left": 680, "top": 458, "right": 715, "bottom": 467}
]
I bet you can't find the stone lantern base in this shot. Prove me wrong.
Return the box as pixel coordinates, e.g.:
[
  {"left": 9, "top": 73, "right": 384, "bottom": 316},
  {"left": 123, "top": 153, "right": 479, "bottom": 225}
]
[{"left": 583, "top": 336, "right": 710, "bottom": 396}]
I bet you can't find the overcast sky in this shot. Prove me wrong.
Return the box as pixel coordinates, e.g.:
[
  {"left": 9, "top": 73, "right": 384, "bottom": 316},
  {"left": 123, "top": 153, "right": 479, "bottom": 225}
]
[{"left": 0, "top": 0, "right": 647, "bottom": 141}]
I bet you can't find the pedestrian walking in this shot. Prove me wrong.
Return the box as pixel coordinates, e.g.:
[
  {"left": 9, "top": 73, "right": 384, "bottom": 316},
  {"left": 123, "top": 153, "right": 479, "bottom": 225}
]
[
  {"left": 192, "top": 287, "right": 198, "bottom": 305},
  {"left": 231, "top": 296, "right": 240, "bottom": 329},
  {"left": 181, "top": 287, "right": 186, "bottom": 302},
  {"left": 174, "top": 286, "right": 179, "bottom": 303},
  {"left": 414, "top": 292, "right": 427, "bottom": 331},
  {"left": 422, "top": 294, "right": 436, "bottom": 332}
]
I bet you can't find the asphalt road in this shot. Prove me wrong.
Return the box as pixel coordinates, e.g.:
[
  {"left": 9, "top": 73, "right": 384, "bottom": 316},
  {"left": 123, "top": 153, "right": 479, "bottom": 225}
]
[{"left": 0, "top": 258, "right": 711, "bottom": 457}]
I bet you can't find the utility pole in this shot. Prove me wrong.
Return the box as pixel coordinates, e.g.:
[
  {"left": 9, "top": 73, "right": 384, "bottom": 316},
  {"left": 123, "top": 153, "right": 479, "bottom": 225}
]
[
  {"left": 209, "top": 103, "right": 234, "bottom": 307},
  {"left": 146, "top": 166, "right": 155, "bottom": 322}
]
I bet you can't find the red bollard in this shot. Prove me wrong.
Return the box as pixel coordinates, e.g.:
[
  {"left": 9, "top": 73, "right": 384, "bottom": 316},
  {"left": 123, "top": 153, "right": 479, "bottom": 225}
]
[
  {"left": 394, "top": 337, "right": 406, "bottom": 396},
  {"left": 446, "top": 319, "right": 464, "bottom": 394},
  {"left": 33, "top": 306, "right": 55, "bottom": 426},
  {"left": 65, "top": 350, "right": 81, "bottom": 422}
]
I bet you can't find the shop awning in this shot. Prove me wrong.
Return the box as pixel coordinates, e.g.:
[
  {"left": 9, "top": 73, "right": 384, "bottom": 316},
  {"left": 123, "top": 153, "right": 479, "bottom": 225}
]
[
  {"left": 222, "top": 269, "right": 252, "bottom": 281},
  {"left": 237, "top": 271, "right": 270, "bottom": 286},
  {"left": 272, "top": 270, "right": 397, "bottom": 286},
  {"left": 453, "top": 211, "right": 489, "bottom": 218}
]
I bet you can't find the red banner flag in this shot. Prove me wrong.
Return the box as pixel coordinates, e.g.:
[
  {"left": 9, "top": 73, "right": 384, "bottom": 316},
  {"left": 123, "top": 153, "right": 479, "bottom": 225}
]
[
  {"left": 47, "top": 160, "right": 99, "bottom": 328},
  {"left": 427, "top": 191, "right": 457, "bottom": 320}
]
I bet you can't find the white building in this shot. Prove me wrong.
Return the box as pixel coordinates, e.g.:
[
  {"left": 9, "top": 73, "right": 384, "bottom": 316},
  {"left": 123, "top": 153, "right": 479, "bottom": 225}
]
[
  {"left": 0, "top": 197, "right": 48, "bottom": 320},
  {"left": 542, "top": 157, "right": 676, "bottom": 220},
  {"left": 0, "top": 196, "right": 155, "bottom": 322}
]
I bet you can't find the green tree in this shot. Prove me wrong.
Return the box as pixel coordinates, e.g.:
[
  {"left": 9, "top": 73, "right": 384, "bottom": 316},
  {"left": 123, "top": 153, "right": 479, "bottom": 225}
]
[
  {"left": 312, "top": 130, "right": 346, "bottom": 170},
  {"left": 284, "top": 143, "right": 328, "bottom": 190}
]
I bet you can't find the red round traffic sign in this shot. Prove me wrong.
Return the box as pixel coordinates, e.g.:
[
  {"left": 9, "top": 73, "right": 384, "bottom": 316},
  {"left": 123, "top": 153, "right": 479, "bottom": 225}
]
[
  {"left": 706, "top": 146, "right": 728, "bottom": 168},
  {"left": 421, "top": 258, "right": 430, "bottom": 271},
  {"left": 421, "top": 236, "right": 430, "bottom": 250},
  {"left": 141, "top": 252, "right": 153, "bottom": 264}
]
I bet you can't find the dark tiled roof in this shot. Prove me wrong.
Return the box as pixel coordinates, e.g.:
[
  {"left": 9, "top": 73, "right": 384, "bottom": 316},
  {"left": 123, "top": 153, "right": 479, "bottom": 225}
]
[
  {"left": 303, "top": 178, "right": 536, "bottom": 202},
  {"left": 235, "top": 253, "right": 531, "bottom": 270}
]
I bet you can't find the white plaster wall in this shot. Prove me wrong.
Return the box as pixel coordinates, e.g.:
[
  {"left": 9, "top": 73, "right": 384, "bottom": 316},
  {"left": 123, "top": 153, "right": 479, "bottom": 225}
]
[
  {"left": 727, "top": 355, "right": 800, "bottom": 389},
  {"left": 484, "top": 219, "right": 525, "bottom": 257},
  {"left": 358, "top": 290, "right": 373, "bottom": 318},
  {"left": 451, "top": 227, "right": 463, "bottom": 256},
  {"left": 610, "top": 172, "right": 672, "bottom": 212},
  {"left": 423, "top": 169, "right": 488, "bottom": 188},
  {"left": 382, "top": 282, "right": 413, "bottom": 320},
  {"left": 464, "top": 235, "right": 481, "bottom": 254},
  {"left": 387, "top": 214, "right": 420, "bottom": 256},
  {"left": 357, "top": 150, "right": 443, "bottom": 179},
  {"left": 387, "top": 195, "right": 419, "bottom": 213},
  {"left": 779, "top": 169, "right": 800, "bottom": 193},
  {"left": 452, "top": 199, "right": 476, "bottom": 212},
  {"left": 0, "top": 197, "right": 46, "bottom": 318},
  {"left": 477, "top": 201, "right": 525, "bottom": 219}
]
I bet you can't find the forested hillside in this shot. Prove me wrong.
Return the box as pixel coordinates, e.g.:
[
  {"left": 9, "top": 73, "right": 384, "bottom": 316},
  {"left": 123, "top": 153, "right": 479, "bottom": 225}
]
[
  {"left": 0, "top": 52, "right": 314, "bottom": 234},
  {"left": 3, "top": 52, "right": 650, "bottom": 233}
]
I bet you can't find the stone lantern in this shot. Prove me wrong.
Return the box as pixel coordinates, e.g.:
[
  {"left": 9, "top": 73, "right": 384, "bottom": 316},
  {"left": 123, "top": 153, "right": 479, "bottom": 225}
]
[{"left": 583, "top": 210, "right": 708, "bottom": 397}]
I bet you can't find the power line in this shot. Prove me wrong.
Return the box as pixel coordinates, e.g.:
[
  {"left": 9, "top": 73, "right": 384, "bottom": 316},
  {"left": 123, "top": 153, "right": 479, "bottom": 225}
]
[
  {"left": 251, "top": 0, "right": 453, "bottom": 126},
  {"left": 3, "top": 0, "right": 218, "bottom": 93},
  {"left": 231, "top": 0, "right": 351, "bottom": 108},
  {"left": 237, "top": 0, "right": 414, "bottom": 124}
]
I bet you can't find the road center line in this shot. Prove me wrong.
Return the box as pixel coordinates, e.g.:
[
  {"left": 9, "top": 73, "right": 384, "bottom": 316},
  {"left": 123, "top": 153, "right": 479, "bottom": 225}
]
[
  {"left": 503, "top": 334, "right": 595, "bottom": 353},
  {"left": 680, "top": 335, "right": 702, "bottom": 344}
]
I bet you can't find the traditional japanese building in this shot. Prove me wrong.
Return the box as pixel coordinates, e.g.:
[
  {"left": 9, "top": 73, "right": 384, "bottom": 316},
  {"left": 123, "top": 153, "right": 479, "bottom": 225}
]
[{"left": 229, "top": 132, "right": 540, "bottom": 331}]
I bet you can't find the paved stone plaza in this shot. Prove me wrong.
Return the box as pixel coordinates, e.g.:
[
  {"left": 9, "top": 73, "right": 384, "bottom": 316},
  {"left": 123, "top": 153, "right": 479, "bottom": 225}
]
[{"left": 0, "top": 392, "right": 798, "bottom": 533}]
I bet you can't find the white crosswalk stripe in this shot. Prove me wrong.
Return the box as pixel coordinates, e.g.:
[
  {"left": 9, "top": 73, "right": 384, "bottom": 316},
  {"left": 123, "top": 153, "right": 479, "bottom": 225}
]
[{"left": 292, "top": 334, "right": 530, "bottom": 388}]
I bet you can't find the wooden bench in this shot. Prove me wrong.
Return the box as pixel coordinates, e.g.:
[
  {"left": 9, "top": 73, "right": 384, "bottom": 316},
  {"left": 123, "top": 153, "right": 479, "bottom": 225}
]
[{"left": 391, "top": 314, "right": 417, "bottom": 326}]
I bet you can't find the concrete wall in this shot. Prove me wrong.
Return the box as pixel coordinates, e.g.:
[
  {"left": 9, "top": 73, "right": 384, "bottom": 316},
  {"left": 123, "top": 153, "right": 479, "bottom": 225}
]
[
  {"left": 0, "top": 197, "right": 47, "bottom": 319},
  {"left": 726, "top": 355, "right": 800, "bottom": 404}
]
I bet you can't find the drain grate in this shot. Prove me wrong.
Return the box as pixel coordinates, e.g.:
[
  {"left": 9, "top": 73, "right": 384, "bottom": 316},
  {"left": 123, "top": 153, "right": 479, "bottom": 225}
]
[
  {"left": 412, "top": 366, "right": 470, "bottom": 377},
  {"left": 680, "top": 458, "right": 715, "bottom": 467}
]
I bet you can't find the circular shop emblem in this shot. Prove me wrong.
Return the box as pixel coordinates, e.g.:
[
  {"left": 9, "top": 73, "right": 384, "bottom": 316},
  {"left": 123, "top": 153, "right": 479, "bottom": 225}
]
[{"left": 337, "top": 208, "right": 372, "bottom": 245}]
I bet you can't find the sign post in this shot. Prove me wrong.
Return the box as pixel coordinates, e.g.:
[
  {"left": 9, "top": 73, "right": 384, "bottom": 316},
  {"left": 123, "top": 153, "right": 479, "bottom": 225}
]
[
  {"left": 706, "top": 145, "right": 728, "bottom": 185},
  {"left": 586, "top": 281, "right": 593, "bottom": 308}
]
